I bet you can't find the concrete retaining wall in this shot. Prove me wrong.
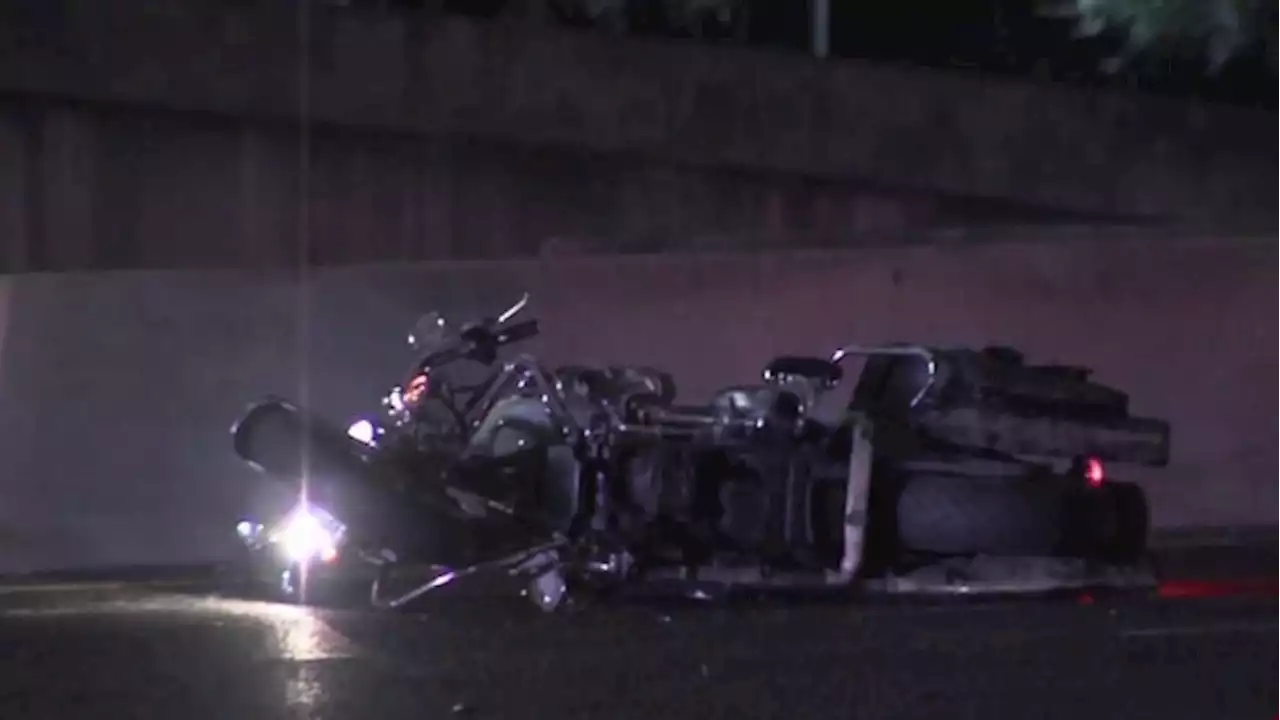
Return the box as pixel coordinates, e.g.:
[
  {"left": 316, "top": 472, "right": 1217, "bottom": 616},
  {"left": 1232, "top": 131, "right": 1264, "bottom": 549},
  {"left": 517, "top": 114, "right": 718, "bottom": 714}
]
[
  {"left": 0, "top": 235, "right": 1273, "bottom": 572},
  {"left": 0, "top": 98, "right": 952, "bottom": 272},
  {"left": 1, "top": 0, "right": 1274, "bottom": 228}
]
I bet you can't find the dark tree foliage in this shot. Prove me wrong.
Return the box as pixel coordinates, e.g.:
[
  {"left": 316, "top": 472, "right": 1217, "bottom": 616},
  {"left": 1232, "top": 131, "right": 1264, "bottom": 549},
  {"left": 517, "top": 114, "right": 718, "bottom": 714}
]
[
  {"left": 1040, "top": 0, "right": 1277, "bottom": 73},
  {"left": 355, "top": 0, "right": 1278, "bottom": 106}
]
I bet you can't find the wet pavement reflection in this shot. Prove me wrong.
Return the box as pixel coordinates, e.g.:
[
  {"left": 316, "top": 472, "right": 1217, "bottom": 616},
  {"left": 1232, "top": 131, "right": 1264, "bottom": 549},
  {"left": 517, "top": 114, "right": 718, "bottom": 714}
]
[{"left": 0, "top": 585, "right": 1274, "bottom": 720}]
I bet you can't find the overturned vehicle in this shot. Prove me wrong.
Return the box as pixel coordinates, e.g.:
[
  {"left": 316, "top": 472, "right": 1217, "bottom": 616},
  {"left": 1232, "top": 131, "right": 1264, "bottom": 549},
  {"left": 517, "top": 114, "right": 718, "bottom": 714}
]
[{"left": 229, "top": 295, "right": 1170, "bottom": 609}]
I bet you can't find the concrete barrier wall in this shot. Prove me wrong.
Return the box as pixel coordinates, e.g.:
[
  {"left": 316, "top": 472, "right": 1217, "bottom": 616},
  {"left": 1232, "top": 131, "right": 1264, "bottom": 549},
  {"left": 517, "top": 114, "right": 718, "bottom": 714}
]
[
  {"left": 1, "top": 0, "right": 1274, "bottom": 227},
  {"left": 0, "top": 235, "right": 1273, "bottom": 572},
  {"left": 0, "top": 99, "right": 947, "bottom": 272}
]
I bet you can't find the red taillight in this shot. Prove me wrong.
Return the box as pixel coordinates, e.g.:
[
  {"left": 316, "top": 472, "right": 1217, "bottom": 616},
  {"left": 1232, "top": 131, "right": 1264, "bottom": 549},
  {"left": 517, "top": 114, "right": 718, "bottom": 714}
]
[{"left": 1084, "top": 457, "right": 1105, "bottom": 488}]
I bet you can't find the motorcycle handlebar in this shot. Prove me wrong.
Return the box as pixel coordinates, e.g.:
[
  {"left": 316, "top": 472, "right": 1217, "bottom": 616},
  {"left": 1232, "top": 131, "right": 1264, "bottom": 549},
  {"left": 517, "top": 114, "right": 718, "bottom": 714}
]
[
  {"left": 495, "top": 319, "right": 539, "bottom": 346},
  {"left": 415, "top": 319, "right": 540, "bottom": 374}
]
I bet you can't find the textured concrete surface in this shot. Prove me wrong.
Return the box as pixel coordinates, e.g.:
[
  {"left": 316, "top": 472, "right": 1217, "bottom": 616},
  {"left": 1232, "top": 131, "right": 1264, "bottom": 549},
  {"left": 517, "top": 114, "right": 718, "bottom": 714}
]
[
  {"left": 0, "top": 0, "right": 1274, "bottom": 230},
  {"left": 0, "top": 584, "right": 1274, "bottom": 720},
  {"left": 0, "top": 97, "right": 1030, "bottom": 272},
  {"left": 0, "top": 235, "right": 1274, "bottom": 572}
]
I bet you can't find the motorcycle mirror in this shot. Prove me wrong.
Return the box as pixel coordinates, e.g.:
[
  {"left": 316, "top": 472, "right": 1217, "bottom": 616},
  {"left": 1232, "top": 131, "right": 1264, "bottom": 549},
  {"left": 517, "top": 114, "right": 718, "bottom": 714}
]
[
  {"left": 408, "top": 311, "right": 452, "bottom": 349},
  {"left": 496, "top": 292, "right": 531, "bottom": 325}
]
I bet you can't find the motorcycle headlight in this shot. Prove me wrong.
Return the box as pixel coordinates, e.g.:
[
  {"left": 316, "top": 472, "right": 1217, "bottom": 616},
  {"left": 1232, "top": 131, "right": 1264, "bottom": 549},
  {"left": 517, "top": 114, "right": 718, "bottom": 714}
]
[
  {"left": 235, "top": 519, "right": 265, "bottom": 544},
  {"left": 347, "top": 418, "right": 380, "bottom": 447},
  {"left": 270, "top": 505, "right": 346, "bottom": 565}
]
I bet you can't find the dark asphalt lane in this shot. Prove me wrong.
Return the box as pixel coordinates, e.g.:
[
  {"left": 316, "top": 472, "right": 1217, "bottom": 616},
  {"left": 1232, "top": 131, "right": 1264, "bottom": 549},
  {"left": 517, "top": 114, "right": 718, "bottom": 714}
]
[{"left": 0, "top": 582, "right": 1274, "bottom": 720}]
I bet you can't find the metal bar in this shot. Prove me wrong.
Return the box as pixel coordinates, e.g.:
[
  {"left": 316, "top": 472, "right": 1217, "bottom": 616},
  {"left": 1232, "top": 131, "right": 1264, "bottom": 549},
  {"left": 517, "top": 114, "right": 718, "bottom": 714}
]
[
  {"left": 811, "top": 0, "right": 830, "bottom": 58},
  {"left": 369, "top": 539, "right": 566, "bottom": 609},
  {"left": 838, "top": 417, "right": 873, "bottom": 579},
  {"left": 829, "top": 344, "right": 939, "bottom": 408}
]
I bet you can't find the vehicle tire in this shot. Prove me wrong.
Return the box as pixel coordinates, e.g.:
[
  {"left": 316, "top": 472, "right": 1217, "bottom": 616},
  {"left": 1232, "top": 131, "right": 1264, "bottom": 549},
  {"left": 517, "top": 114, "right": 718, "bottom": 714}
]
[
  {"left": 1103, "top": 481, "right": 1149, "bottom": 563},
  {"left": 895, "top": 472, "right": 1068, "bottom": 556}
]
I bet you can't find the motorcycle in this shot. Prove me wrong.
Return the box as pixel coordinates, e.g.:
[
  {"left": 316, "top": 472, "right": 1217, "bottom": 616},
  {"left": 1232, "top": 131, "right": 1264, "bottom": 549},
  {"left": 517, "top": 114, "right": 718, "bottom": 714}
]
[{"left": 229, "top": 294, "right": 1171, "bottom": 610}]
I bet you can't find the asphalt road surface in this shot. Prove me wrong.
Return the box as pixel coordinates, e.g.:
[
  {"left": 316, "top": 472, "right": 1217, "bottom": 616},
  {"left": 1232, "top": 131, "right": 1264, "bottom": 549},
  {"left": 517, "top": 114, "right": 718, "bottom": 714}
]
[{"left": 0, "top": 577, "right": 1274, "bottom": 720}]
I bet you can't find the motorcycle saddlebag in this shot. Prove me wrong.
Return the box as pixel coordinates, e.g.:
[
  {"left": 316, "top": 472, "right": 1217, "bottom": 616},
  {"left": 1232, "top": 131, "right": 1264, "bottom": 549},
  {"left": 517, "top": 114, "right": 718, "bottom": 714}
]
[{"left": 912, "top": 406, "right": 1171, "bottom": 467}]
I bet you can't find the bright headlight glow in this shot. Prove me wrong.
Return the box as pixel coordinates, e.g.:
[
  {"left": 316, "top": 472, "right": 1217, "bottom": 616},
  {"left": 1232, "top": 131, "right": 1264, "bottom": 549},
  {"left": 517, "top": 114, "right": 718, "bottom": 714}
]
[
  {"left": 347, "top": 419, "right": 376, "bottom": 446},
  {"left": 275, "top": 508, "right": 339, "bottom": 565},
  {"left": 235, "top": 519, "right": 266, "bottom": 546}
]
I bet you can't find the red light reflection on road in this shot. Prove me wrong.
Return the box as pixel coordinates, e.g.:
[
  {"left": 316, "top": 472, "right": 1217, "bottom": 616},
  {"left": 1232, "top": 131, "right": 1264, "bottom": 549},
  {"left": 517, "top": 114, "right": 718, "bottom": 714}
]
[{"left": 1156, "top": 578, "right": 1278, "bottom": 599}]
